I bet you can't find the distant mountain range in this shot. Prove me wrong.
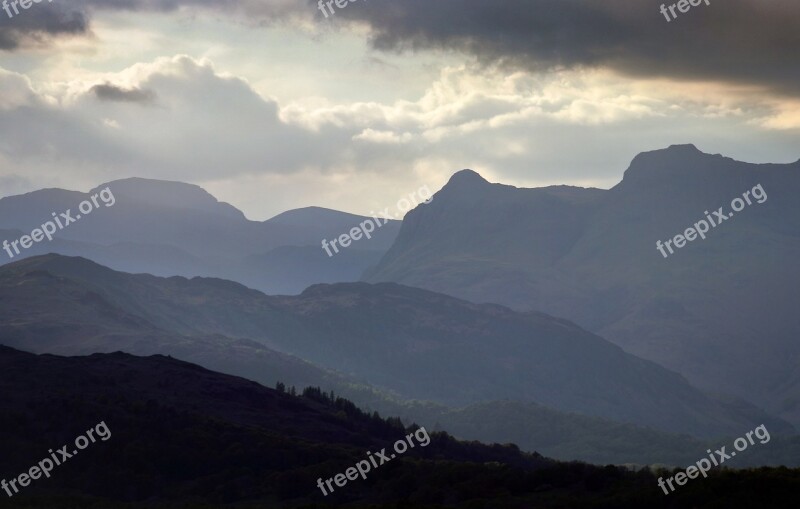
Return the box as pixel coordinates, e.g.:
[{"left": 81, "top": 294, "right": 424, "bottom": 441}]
[
  {"left": 0, "top": 254, "right": 790, "bottom": 443},
  {"left": 0, "top": 178, "right": 400, "bottom": 295},
  {"left": 365, "top": 145, "right": 800, "bottom": 427},
  {"left": 406, "top": 398, "right": 800, "bottom": 468},
  {"left": 2, "top": 144, "right": 798, "bottom": 469}
]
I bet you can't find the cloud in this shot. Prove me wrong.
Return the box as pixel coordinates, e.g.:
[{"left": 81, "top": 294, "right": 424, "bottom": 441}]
[
  {"left": 0, "top": 2, "right": 88, "bottom": 50},
  {"left": 0, "top": 0, "right": 309, "bottom": 51},
  {"left": 0, "top": 68, "right": 41, "bottom": 109},
  {"left": 339, "top": 0, "right": 800, "bottom": 96},
  {"left": 0, "top": 173, "right": 33, "bottom": 195},
  {"left": 1, "top": 56, "right": 798, "bottom": 219},
  {"left": 270, "top": 62, "right": 800, "bottom": 188},
  {"left": 4, "top": 0, "right": 798, "bottom": 99},
  {"left": 353, "top": 129, "right": 413, "bottom": 145},
  {"left": 0, "top": 56, "right": 336, "bottom": 186},
  {"left": 91, "top": 83, "right": 156, "bottom": 104}
]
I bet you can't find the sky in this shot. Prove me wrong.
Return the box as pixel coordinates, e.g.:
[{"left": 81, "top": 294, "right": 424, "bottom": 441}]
[{"left": 0, "top": 0, "right": 799, "bottom": 220}]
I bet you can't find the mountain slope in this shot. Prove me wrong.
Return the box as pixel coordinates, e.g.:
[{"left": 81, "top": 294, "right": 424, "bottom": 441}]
[
  {"left": 404, "top": 399, "right": 800, "bottom": 468},
  {"left": 0, "top": 255, "right": 392, "bottom": 412},
  {"left": 0, "top": 178, "right": 401, "bottom": 294},
  {"left": 266, "top": 206, "right": 400, "bottom": 251},
  {"left": 0, "top": 346, "right": 548, "bottom": 506},
  {"left": 0, "top": 254, "right": 790, "bottom": 439},
  {"left": 364, "top": 145, "right": 800, "bottom": 425},
  {"left": 3, "top": 347, "right": 799, "bottom": 508}
]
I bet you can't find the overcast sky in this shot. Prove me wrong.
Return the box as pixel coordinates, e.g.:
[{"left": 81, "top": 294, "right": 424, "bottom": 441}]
[{"left": 1, "top": 0, "right": 798, "bottom": 219}]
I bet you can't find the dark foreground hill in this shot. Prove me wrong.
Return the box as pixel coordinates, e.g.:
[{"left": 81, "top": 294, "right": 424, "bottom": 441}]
[
  {"left": 365, "top": 145, "right": 800, "bottom": 426},
  {"left": 1, "top": 346, "right": 799, "bottom": 509},
  {"left": 0, "top": 254, "right": 789, "bottom": 440}
]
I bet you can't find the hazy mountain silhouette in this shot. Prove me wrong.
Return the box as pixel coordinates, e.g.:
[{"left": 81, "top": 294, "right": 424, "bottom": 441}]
[
  {"left": 404, "top": 399, "right": 800, "bottom": 468},
  {"left": 0, "top": 254, "right": 790, "bottom": 439},
  {"left": 0, "top": 253, "right": 760, "bottom": 469},
  {"left": 0, "top": 178, "right": 400, "bottom": 294},
  {"left": 365, "top": 145, "right": 800, "bottom": 426}
]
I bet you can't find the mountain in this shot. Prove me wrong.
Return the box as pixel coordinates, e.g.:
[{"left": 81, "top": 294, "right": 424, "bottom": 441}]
[
  {"left": 0, "top": 178, "right": 401, "bottom": 294},
  {"left": 0, "top": 252, "right": 395, "bottom": 412},
  {"left": 364, "top": 145, "right": 800, "bottom": 426},
  {"left": 402, "top": 399, "right": 800, "bottom": 468},
  {"left": 267, "top": 206, "right": 400, "bottom": 251},
  {"left": 231, "top": 245, "right": 386, "bottom": 296},
  {"left": 0, "top": 254, "right": 790, "bottom": 440},
  {"left": 0, "top": 346, "right": 544, "bottom": 506},
  {"left": 3, "top": 346, "right": 799, "bottom": 508},
  {"left": 5, "top": 254, "right": 795, "bottom": 469}
]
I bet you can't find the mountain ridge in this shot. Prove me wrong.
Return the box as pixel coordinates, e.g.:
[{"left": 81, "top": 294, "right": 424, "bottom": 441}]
[
  {"left": 0, "top": 253, "right": 791, "bottom": 439},
  {"left": 0, "top": 179, "right": 401, "bottom": 295},
  {"left": 364, "top": 145, "right": 800, "bottom": 426}
]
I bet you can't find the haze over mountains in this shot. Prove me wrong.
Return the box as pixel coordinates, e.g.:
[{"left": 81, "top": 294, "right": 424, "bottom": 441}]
[
  {"left": 1, "top": 144, "right": 798, "bottom": 470},
  {"left": 0, "top": 178, "right": 400, "bottom": 295},
  {"left": 5, "top": 0, "right": 799, "bottom": 503},
  {"left": 366, "top": 145, "right": 800, "bottom": 427},
  {"left": 0, "top": 254, "right": 790, "bottom": 442},
  {"left": 0, "top": 252, "right": 720, "bottom": 468}
]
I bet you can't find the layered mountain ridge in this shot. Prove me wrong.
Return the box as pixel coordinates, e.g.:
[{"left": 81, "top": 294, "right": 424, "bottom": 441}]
[
  {"left": 0, "top": 178, "right": 401, "bottom": 295},
  {"left": 0, "top": 253, "right": 790, "bottom": 439},
  {"left": 365, "top": 145, "right": 800, "bottom": 426}
]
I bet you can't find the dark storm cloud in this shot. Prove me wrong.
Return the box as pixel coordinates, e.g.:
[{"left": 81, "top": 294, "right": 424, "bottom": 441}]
[
  {"left": 91, "top": 83, "right": 156, "bottom": 104},
  {"left": 338, "top": 0, "right": 800, "bottom": 95},
  {"left": 3, "top": 0, "right": 799, "bottom": 96},
  {"left": 0, "top": 0, "right": 302, "bottom": 50},
  {"left": 0, "top": 2, "right": 87, "bottom": 50}
]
